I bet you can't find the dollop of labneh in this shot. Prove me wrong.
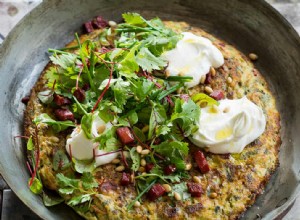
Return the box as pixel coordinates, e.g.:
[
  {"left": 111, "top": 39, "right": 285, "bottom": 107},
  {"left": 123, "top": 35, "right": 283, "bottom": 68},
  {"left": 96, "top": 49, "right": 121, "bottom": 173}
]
[
  {"left": 66, "top": 114, "right": 119, "bottom": 166},
  {"left": 190, "top": 97, "right": 266, "bottom": 154},
  {"left": 162, "top": 32, "right": 224, "bottom": 88}
]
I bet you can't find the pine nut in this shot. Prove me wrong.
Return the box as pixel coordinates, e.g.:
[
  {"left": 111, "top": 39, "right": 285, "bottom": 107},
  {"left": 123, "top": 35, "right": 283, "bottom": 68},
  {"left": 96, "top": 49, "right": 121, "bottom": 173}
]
[
  {"left": 134, "top": 201, "right": 141, "bottom": 207},
  {"left": 115, "top": 165, "right": 125, "bottom": 172},
  {"left": 249, "top": 53, "right": 258, "bottom": 61},
  {"left": 141, "top": 149, "right": 150, "bottom": 155},
  {"left": 211, "top": 104, "right": 219, "bottom": 113},
  {"left": 185, "top": 163, "right": 192, "bottom": 171},
  {"left": 193, "top": 176, "right": 201, "bottom": 184},
  {"left": 108, "top": 20, "right": 117, "bottom": 27},
  {"left": 210, "top": 192, "right": 218, "bottom": 199},
  {"left": 204, "top": 86, "right": 213, "bottom": 94},
  {"left": 97, "top": 125, "right": 106, "bottom": 134},
  {"left": 174, "top": 192, "right": 181, "bottom": 201},
  {"left": 111, "top": 158, "right": 120, "bottom": 164},
  {"left": 136, "top": 145, "right": 143, "bottom": 154},
  {"left": 210, "top": 67, "right": 216, "bottom": 76},
  {"left": 162, "top": 184, "right": 172, "bottom": 192},
  {"left": 200, "top": 75, "right": 206, "bottom": 84},
  {"left": 227, "top": 77, "right": 233, "bottom": 84},
  {"left": 138, "top": 167, "right": 145, "bottom": 172},
  {"left": 223, "top": 107, "right": 230, "bottom": 113},
  {"left": 130, "top": 173, "right": 135, "bottom": 182},
  {"left": 50, "top": 137, "right": 59, "bottom": 143},
  {"left": 140, "top": 159, "right": 146, "bottom": 167}
]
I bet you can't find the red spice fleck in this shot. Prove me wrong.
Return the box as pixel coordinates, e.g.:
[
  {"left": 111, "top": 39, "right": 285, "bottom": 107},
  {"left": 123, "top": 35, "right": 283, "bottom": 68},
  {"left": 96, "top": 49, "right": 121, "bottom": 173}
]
[
  {"left": 147, "top": 183, "right": 166, "bottom": 201},
  {"left": 164, "top": 164, "right": 177, "bottom": 175},
  {"left": 120, "top": 172, "right": 131, "bottom": 186},
  {"left": 187, "top": 182, "right": 203, "bottom": 197},
  {"left": 194, "top": 150, "right": 210, "bottom": 174},
  {"left": 116, "top": 127, "right": 135, "bottom": 145}
]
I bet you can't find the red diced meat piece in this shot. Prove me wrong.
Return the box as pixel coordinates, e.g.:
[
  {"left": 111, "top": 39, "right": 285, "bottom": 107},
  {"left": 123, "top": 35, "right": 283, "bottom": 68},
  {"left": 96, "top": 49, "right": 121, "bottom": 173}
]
[
  {"left": 116, "top": 127, "right": 135, "bottom": 145},
  {"left": 164, "top": 164, "right": 176, "bottom": 175},
  {"left": 187, "top": 182, "right": 203, "bottom": 197},
  {"left": 54, "top": 109, "right": 74, "bottom": 121},
  {"left": 210, "top": 90, "right": 225, "bottom": 101},
  {"left": 194, "top": 150, "right": 210, "bottom": 174},
  {"left": 53, "top": 94, "right": 71, "bottom": 106},
  {"left": 145, "top": 163, "right": 155, "bottom": 173},
  {"left": 120, "top": 172, "right": 131, "bottom": 186},
  {"left": 92, "top": 16, "right": 108, "bottom": 29},
  {"left": 147, "top": 184, "right": 166, "bottom": 201},
  {"left": 73, "top": 88, "right": 86, "bottom": 102},
  {"left": 84, "top": 21, "right": 94, "bottom": 33}
]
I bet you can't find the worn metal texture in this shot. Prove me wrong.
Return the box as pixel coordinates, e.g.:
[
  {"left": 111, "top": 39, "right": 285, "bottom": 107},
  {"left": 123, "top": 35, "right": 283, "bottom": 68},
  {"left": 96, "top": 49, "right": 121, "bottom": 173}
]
[{"left": 0, "top": 0, "right": 299, "bottom": 219}]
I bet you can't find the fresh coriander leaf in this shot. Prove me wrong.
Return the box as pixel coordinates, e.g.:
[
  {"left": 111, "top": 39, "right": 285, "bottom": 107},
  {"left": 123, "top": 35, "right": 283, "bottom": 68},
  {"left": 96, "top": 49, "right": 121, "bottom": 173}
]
[
  {"left": 191, "top": 93, "right": 219, "bottom": 106},
  {"left": 81, "top": 172, "right": 98, "bottom": 190},
  {"left": 27, "top": 136, "right": 34, "bottom": 151},
  {"left": 59, "top": 188, "right": 74, "bottom": 195},
  {"left": 148, "top": 103, "right": 167, "bottom": 139},
  {"left": 133, "top": 126, "right": 146, "bottom": 143},
  {"left": 50, "top": 53, "right": 78, "bottom": 70},
  {"left": 136, "top": 47, "right": 167, "bottom": 72},
  {"left": 118, "top": 43, "right": 140, "bottom": 78},
  {"left": 33, "top": 113, "right": 75, "bottom": 132},
  {"left": 53, "top": 150, "right": 71, "bottom": 171},
  {"left": 56, "top": 173, "right": 80, "bottom": 188},
  {"left": 42, "top": 191, "right": 64, "bottom": 206},
  {"left": 67, "top": 194, "right": 92, "bottom": 206},
  {"left": 73, "top": 159, "right": 96, "bottom": 174},
  {"left": 95, "top": 127, "right": 121, "bottom": 152},
  {"left": 122, "top": 12, "right": 147, "bottom": 27},
  {"left": 81, "top": 113, "right": 93, "bottom": 139},
  {"left": 130, "top": 147, "right": 140, "bottom": 172},
  {"left": 37, "top": 90, "right": 54, "bottom": 104},
  {"left": 28, "top": 177, "right": 43, "bottom": 194}
]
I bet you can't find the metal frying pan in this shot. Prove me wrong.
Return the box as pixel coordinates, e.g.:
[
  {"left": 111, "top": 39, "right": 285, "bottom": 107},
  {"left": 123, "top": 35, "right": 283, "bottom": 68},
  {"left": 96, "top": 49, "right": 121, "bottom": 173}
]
[{"left": 0, "top": 0, "right": 299, "bottom": 219}]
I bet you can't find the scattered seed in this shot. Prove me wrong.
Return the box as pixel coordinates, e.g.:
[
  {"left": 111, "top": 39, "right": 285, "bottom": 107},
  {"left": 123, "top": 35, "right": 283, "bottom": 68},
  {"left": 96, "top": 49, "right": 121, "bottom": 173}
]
[
  {"left": 97, "top": 125, "right": 106, "bottom": 134},
  {"left": 142, "top": 172, "right": 147, "bottom": 175},
  {"left": 210, "top": 67, "right": 216, "bottom": 76},
  {"left": 211, "top": 104, "right": 219, "bottom": 113},
  {"left": 204, "top": 86, "right": 213, "bottom": 94},
  {"left": 111, "top": 158, "right": 120, "bottom": 164},
  {"left": 138, "top": 166, "right": 145, "bottom": 172},
  {"left": 108, "top": 20, "right": 117, "bottom": 27},
  {"left": 227, "top": 77, "right": 233, "bottom": 84},
  {"left": 162, "top": 184, "right": 172, "bottom": 192},
  {"left": 249, "top": 53, "right": 258, "bottom": 61},
  {"left": 223, "top": 107, "right": 230, "bottom": 113},
  {"left": 141, "top": 149, "right": 150, "bottom": 155},
  {"left": 134, "top": 201, "right": 141, "bottom": 207},
  {"left": 50, "top": 137, "right": 59, "bottom": 143},
  {"left": 210, "top": 192, "right": 218, "bottom": 199},
  {"left": 140, "top": 159, "right": 146, "bottom": 167},
  {"left": 130, "top": 173, "right": 135, "bottom": 183},
  {"left": 193, "top": 176, "right": 201, "bottom": 184},
  {"left": 200, "top": 75, "right": 206, "bottom": 84},
  {"left": 174, "top": 192, "right": 181, "bottom": 201},
  {"left": 185, "top": 163, "right": 192, "bottom": 171},
  {"left": 136, "top": 145, "right": 143, "bottom": 153},
  {"left": 115, "top": 165, "right": 125, "bottom": 172}
]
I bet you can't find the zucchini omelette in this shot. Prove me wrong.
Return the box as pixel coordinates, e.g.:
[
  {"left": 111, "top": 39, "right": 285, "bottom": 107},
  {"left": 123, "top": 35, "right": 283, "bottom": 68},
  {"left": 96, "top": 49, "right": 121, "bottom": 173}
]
[{"left": 23, "top": 13, "right": 281, "bottom": 220}]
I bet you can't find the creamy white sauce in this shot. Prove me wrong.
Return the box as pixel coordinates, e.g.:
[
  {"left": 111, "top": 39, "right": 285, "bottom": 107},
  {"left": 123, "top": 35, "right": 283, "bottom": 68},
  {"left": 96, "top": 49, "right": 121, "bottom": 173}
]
[
  {"left": 162, "top": 32, "right": 224, "bottom": 88},
  {"left": 189, "top": 97, "right": 266, "bottom": 154},
  {"left": 66, "top": 114, "right": 119, "bottom": 166}
]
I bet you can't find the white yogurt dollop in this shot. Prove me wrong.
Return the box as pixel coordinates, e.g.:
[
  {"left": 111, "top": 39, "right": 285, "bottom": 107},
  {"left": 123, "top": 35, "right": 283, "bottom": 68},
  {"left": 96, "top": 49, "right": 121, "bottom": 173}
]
[
  {"left": 162, "top": 32, "right": 224, "bottom": 88},
  {"left": 189, "top": 97, "right": 266, "bottom": 154},
  {"left": 66, "top": 114, "right": 119, "bottom": 166}
]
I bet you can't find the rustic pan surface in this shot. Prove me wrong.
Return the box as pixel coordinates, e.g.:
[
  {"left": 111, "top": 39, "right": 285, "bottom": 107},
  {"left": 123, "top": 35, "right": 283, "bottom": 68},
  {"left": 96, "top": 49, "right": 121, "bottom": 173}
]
[{"left": 0, "top": 0, "right": 299, "bottom": 219}]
